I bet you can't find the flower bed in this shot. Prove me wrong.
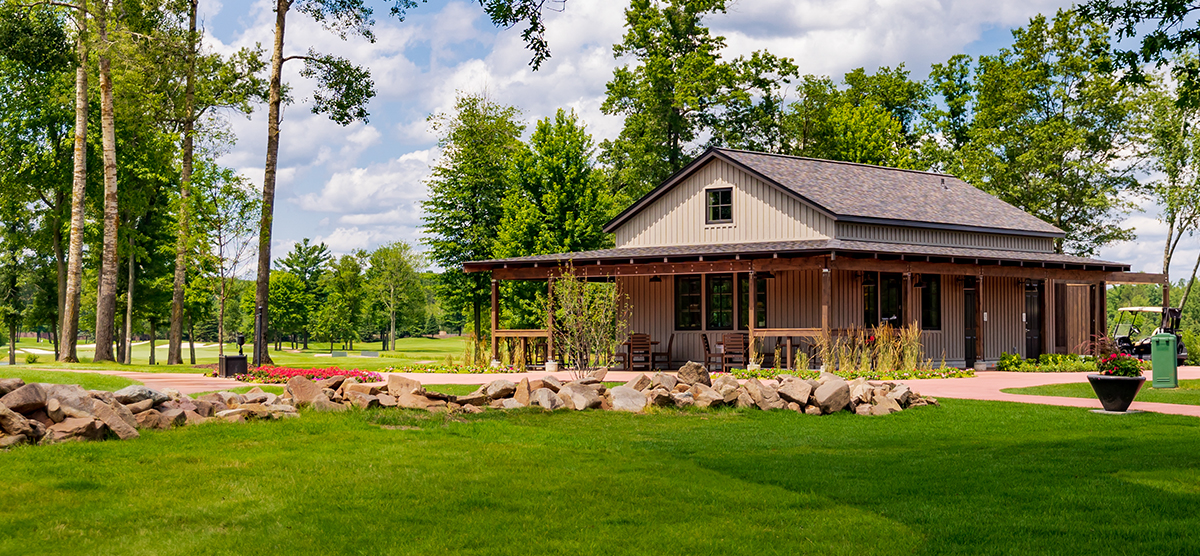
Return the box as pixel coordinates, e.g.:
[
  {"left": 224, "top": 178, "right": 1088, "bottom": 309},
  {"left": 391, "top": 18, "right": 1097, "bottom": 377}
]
[
  {"left": 728, "top": 366, "right": 974, "bottom": 381},
  {"left": 233, "top": 366, "right": 384, "bottom": 384}
]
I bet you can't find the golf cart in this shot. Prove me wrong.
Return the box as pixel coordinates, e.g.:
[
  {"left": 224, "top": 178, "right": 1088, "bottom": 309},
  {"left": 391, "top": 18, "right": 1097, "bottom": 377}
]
[{"left": 1110, "top": 306, "right": 1188, "bottom": 366}]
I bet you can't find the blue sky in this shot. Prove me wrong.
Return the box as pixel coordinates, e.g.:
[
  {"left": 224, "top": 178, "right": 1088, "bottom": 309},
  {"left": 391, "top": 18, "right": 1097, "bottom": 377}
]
[{"left": 197, "top": 0, "right": 1182, "bottom": 279}]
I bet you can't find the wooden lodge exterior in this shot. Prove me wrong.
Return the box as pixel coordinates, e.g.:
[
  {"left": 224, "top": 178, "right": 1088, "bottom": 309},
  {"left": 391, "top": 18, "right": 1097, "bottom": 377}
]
[{"left": 463, "top": 148, "right": 1166, "bottom": 370}]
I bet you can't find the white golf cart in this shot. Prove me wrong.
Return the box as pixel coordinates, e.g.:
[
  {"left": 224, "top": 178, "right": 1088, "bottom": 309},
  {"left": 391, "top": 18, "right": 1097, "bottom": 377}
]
[{"left": 1110, "top": 306, "right": 1188, "bottom": 366}]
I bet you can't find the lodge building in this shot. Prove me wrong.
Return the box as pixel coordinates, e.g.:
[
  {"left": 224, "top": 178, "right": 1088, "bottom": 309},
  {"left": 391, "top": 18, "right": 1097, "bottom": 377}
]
[{"left": 464, "top": 148, "right": 1164, "bottom": 369}]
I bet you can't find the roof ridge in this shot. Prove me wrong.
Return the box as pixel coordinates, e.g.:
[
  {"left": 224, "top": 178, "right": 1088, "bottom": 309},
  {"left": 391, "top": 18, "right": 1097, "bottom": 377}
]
[{"left": 714, "top": 147, "right": 958, "bottom": 179}]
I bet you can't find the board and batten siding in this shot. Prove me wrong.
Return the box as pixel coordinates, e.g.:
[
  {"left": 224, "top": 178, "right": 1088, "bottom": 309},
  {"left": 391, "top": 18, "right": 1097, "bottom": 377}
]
[
  {"left": 982, "top": 276, "right": 1027, "bottom": 360},
  {"left": 614, "top": 159, "right": 834, "bottom": 247},
  {"left": 836, "top": 223, "right": 1054, "bottom": 253},
  {"left": 920, "top": 275, "right": 964, "bottom": 365}
]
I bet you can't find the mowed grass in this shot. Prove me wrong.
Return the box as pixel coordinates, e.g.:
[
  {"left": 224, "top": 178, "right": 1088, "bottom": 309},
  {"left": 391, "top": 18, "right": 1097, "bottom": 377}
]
[
  {"left": 3, "top": 336, "right": 469, "bottom": 374},
  {"left": 0, "top": 369, "right": 140, "bottom": 391},
  {"left": 2, "top": 400, "right": 1199, "bottom": 555},
  {"left": 1004, "top": 378, "right": 1200, "bottom": 406}
]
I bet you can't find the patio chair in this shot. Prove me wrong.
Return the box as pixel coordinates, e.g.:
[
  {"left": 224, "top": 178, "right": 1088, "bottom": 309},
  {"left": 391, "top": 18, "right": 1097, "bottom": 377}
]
[
  {"left": 722, "top": 333, "right": 749, "bottom": 372},
  {"left": 700, "top": 334, "right": 724, "bottom": 372},
  {"left": 628, "top": 333, "right": 653, "bottom": 373},
  {"left": 652, "top": 334, "right": 674, "bottom": 370}
]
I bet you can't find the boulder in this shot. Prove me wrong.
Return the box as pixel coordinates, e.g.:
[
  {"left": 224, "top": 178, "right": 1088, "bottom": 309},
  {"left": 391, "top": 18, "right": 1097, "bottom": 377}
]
[
  {"left": 514, "top": 378, "right": 531, "bottom": 406},
  {"left": 530, "top": 388, "right": 563, "bottom": 410},
  {"left": 1, "top": 383, "right": 47, "bottom": 413},
  {"left": 500, "top": 398, "right": 526, "bottom": 409},
  {"left": 848, "top": 379, "right": 873, "bottom": 405},
  {"left": 541, "top": 375, "right": 563, "bottom": 392},
  {"left": 786, "top": 402, "right": 802, "bottom": 412},
  {"left": 814, "top": 377, "right": 851, "bottom": 414},
  {"left": 735, "top": 391, "right": 756, "bottom": 409},
  {"left": 423, "top": 389, "right": 454, "bottom": 402},
  {"left": 377, "top": 394, "right": 398, "bottom": 407},
  {"left": 484, "top": 380, "right": 517, "bottom": 399},
  {"left": 673, "top": 383, "right": 691, "bottom": 393},
  {"left": 344, "top": 383, "right": 380, "bottom": 396},
  {"left": 575, "top": 377, "right": 601, "bottom": 386},
  {"left": 162, "top": 388, "right": 183, "bottom": 401},
  {"left": 159, "top": 408, "right": 188, "bottom": 427},
  {"left": 461, "top": 404, "right": 484, "bottom": 414},
  {"left": 395, "top": 391, "right": 435, "bottom": 410},
  {"left": 193, "top": 399, "right": 214, "bottom": 418},
  {"left": 0, "top": 378, "right": 24, "bottom": 396},
  {"left": 646, "top": 388, "right": 673, "bottom": 407},
  {"left": 24, "top": 409, "right": 52, "bottom": 427},
  {"left": 887, "top": 384, "right": 915, "bottom": 407},
  {"left": 777, "top": 379, "right": 814, "bottom": 406},
  {"left": 854, "top": 403, "right": 873, "bottom": 416},
  {"left": 455, "top": 388, "right": 488, "bottom": 406},
  {"left": 690, "top": 384, "right": 724, "bottom": 408},
  {"left": 46, "top": 385, "right": 95, "bottom": 420},
  {"left": 216, "top": 408, "right": 249, "bottom": 420},
  {"left": 649, "top": 372, "right": 678, "bottom": 392},
  {"left": 670, "top": 391, "right": 695, "bottom": 408},
  {"left": 559, "top": 383, "right": 602, "bottom": 411},
  {"left": 286, "top": 376, "right": 328, "bottom": 406},
  {"left": 312, "top": 398, "right": 349, "bottom": 412},
  {"left": 872, "top": 396, "right": 902, "bottom": 415},
  {"left": 46, "top": 398, "right": 66, "bottom": 423},
  {"left": 817, "top": 371, "right": 841, "bottom": 385},
  {"left": 610, "top": 386, "right": 648, "bottom": 413},
  {"left": 751, "top": 380, "right": 786, "bottom": 411},
  {"left": 135, "top": 409, "right": 166, "bottom": 430},
  {"left": 91, "top": 400, "right": 139, "bottom": 440},
  {"left": 113, "top": 385, "right": 168, "bottom": 406},
  {"left": 339, "top": 377, "right": 360, "bottom": 391},
  {"left": 88, "top": 390, "right": 117, "bottom": 405},
  {"left": 183, "top": 410, "right": 208, "bottom": 425},
  {"left": 0, "top": 434, "right": 27, "bottom": 448},
  {"left": 587, "top": 369, "right": 609, "bottom": 382},
  {"left": 46, "top": 417, "right": 104, "bottom": 443},
  {"left": 107, "top": 400, "right": 137, "bottom": 429},
  {"left": 0, "top": 402, "right": 32, "bottom": 437},
  {"left": 125, "top": 398, "right": 154, "bottom": 414},
  {"left": 804, "top": 404, "right": 822, "bottom": 416},
  {"left": 676, "top": 361, "right": 711, "bottom": 387},
  {"left": 624, "top": 374, "right": 652, "bottom": 391},
  {"left": 317, "top": 375, "right": 348, "bottom": 390},
  {"left": 346, "top": 392, "right": 380, "bottom": 410},
  {"left": 26, "top": 420, "right": 46, "bottom": 440},
  {"left": 221, "top": 412, "right": 246, "bottom": 423},
  {"left": 242, "top": 392, "right": 270, "bottom": 404}
]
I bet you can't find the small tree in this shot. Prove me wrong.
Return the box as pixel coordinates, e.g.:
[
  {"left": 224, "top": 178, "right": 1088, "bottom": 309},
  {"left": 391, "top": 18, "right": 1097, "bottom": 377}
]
[
  {"left": 194, "top": 161, "right": 260, "bottom": 356},
  {"left": 547, "top": 265, "right": 631, "bottom": 379}
]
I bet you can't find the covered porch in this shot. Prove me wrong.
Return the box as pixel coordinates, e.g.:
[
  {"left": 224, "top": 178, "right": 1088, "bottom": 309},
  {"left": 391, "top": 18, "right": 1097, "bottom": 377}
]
[{"left": 467, "top": 240, "right": 1163, "bottom": 371}]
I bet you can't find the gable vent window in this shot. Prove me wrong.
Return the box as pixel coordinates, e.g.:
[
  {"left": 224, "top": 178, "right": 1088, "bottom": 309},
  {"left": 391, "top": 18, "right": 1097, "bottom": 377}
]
[{"left": 706, "top": 188, "right": 733, "bottom": 224}]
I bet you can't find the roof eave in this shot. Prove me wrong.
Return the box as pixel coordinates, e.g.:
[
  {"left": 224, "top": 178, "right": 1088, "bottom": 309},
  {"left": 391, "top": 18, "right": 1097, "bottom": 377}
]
[{"left": 835, "top": 215, "right": 1066, "bottom": 239}]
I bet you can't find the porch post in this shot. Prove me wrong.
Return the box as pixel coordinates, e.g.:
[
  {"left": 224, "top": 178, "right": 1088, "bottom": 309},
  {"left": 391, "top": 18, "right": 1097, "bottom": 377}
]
[
  {"left": 490, "top": 279, "right": 500, "bottom": 364},
  {"left": 546, "top": 277, "right": 555, "bottom": 363},
  {"left": 903, "top": 271, "right": 916, "bottom": 327},
  {"left": 749, "top": 270, "right": 757, "bottom": 365},
  {"left": 820, "top": 267, "right": 831, "bottom": 336},
  {"left": 976, "top": 271, "right": 984, "bottom": 365}
]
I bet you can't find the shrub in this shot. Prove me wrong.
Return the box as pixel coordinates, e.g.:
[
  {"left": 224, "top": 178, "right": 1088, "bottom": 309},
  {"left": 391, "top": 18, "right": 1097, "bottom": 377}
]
[
  {"left": 997, "top": 352, "right": 1022, "bottom": 372},
  {"left": 24, "top": 353, "right": 39, "bottom": 364},
  {"left": 1096, "top": 353, "right": 1143, "bottom": 377}
]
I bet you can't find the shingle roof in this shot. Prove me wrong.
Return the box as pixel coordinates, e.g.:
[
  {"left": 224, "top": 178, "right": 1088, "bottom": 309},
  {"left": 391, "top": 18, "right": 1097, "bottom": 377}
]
[
  {"left": 463, "top": 239, "right": 1127, "bottom": 271},
  {"left": 603, "top": 148, "right": 1065, "bottom": 237}
]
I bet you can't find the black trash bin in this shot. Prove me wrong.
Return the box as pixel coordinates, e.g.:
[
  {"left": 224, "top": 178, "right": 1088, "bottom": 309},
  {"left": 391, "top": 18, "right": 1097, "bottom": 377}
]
[{"left": 219, "top": 355, "right": 248, "bottom": 378}]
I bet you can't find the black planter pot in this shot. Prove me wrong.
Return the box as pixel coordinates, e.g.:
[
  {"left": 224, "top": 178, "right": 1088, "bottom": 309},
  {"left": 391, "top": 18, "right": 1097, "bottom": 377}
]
[{"left": 1087, "top": 374, "right": 1146, "bottom": 412}]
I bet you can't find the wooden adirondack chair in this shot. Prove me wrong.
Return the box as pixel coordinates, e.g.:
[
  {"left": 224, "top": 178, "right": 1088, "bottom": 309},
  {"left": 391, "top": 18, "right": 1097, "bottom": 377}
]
[
  {"left": 628, "top": 333, "right": 653, "bottom": 373},
  {"left": 652, "top": 334, "right": 674, "bottom": 370}
]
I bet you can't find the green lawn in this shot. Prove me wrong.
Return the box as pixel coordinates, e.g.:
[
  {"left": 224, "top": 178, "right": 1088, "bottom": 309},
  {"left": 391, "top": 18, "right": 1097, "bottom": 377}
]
[
  {"left": 2, "top": 336, "right": 468, "bottom": 374},
  {"left": 2, "top": 400, "right": 1199, "bottom": 555},
  {"left": 1004, "top": 378, "right": 1200, "bottom": 406},
  {"left": 0, "top": 369, "right": 140, "bottom": 391}
]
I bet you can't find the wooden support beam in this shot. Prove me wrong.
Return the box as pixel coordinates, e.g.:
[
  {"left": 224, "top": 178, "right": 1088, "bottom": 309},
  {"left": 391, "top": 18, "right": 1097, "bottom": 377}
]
[
  {"left": 749, "top": 271, "right": 757, "bottom": 338},
  {"left": 976, "top": 271, "right": 984, "bottom": 364},
  {"left": 490, "top": 279, "right": 500, "bottom": 363},
  {"left": 547, "top": 278, "right": 556, "bottom": 362},
  {"left": 820, "top": 267, "right": 831, "bottom": 336}
]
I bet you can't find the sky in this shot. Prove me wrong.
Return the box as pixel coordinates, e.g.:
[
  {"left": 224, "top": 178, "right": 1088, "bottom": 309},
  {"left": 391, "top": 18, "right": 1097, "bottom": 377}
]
[{"left": 196, "top": 0, "right": 1189, "bottom": 281}]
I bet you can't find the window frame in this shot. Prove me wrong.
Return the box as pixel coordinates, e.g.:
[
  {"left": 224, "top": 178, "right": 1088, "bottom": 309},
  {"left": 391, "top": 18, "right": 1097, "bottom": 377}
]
[
  {"left": 705, "top": 187, "right": 733, "bottom": 225},
  {"left": 706, "top": 274, "right": 735, "bottom": 330},
  {"left": 674, "top": 275, "right": 702, "bottom": 331},
  {"left": 737, "top": 274, "right": 767, "bottom": 330},
  {"left": 920, "top": 274, "right": 942, "bottom": 331}
]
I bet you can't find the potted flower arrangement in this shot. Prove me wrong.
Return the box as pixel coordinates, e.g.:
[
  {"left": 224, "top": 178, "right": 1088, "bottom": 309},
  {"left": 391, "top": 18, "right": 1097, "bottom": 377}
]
[{"left": 1087, "top": 353, "right": 1146, "bottom": 412}]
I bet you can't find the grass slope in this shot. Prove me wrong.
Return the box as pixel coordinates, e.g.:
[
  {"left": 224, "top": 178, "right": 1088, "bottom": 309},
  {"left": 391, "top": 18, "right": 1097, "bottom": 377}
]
[
  {"left": 0, "top": 369, "right": 139, "bottom": 391},
  {"left": 2, "top": 400, "right": 1199, "bottom": 555},
  {"left": 1004, "top": 379, "right": 1200, "bottom": 406}
]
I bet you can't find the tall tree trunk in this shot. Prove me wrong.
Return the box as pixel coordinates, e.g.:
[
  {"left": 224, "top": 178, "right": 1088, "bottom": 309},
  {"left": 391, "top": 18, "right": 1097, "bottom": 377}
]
[
  {"left": 1177, "top": 249, "right": 1200, "bottom": 312},
  {"left": 123, "top": 232, "right": 135, "bottom": 364},
  {"left": 254, "top": 0, "right": 290, "bottom": 366},
  {"left": 148, "top": 319, "right": 156, "bottom": 365},
  {"left": 7, "top": 322, "right": 14, "bottom": 366},
  {"left": 93, "top": 1, "right": 120, "bottom": 362},
  {"left": 389, "top": 285, "right": 396, "bottom": 353},
  {"left": 217, "top": 274, "right": 226, "bottom": 358},
  {"left": 168, "top": 0, "right": 198, "bottom": 365},
  {"left": 59, "top": 0, "right": 89, "bottom": 363},
  {"left": 188, "top": 313, "right": 196, "bottom": 365},
  {"left": 473, "top": 298, "right": 481, "bottom": 364}
]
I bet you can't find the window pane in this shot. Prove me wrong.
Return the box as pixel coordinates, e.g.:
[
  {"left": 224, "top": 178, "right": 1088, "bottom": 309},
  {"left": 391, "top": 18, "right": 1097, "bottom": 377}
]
[
  {"left": 921, "top": 275, "right": 941, "bottom": 331},
  {"left": 880, "top": 272, "right": 903, "bottom": 326},
  {"left": 738, "top": 275, "right": 767, "bottom": 329},
  {"left": 675, "top": 276, "right": 702, "bottom": 330},
  {"left": 706, "top": 188, "right": 732, "bottom": 223},
  {"left": 863, "top": 272, "right": 878, "bottom": 326},
  {"left": 707, "top": 274, "right": 733, "bottom": 330}
]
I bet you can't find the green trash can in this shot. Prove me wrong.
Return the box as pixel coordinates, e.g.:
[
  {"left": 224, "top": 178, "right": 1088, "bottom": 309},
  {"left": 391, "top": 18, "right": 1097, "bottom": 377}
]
[{"left": 1151, "top": 333, "right": 1178, "bottom": 389}]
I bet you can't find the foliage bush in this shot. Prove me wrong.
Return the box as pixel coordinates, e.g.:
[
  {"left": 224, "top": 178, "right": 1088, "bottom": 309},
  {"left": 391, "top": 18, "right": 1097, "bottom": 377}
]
[
  {"left": 24, "top": 353, "right": 39, "bottom": 364},
  {"left": 997, "top": 352, "right": 1097, "bottom": 373},
  {"left": 729, "top": 367, "right": 973, "bottom": 381},
  {"left": 232, "top": 365, "right": 383, "bottom": 384},
  {"left": 1096, "top": 353, "right": 1145, "bottom": 377}
]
